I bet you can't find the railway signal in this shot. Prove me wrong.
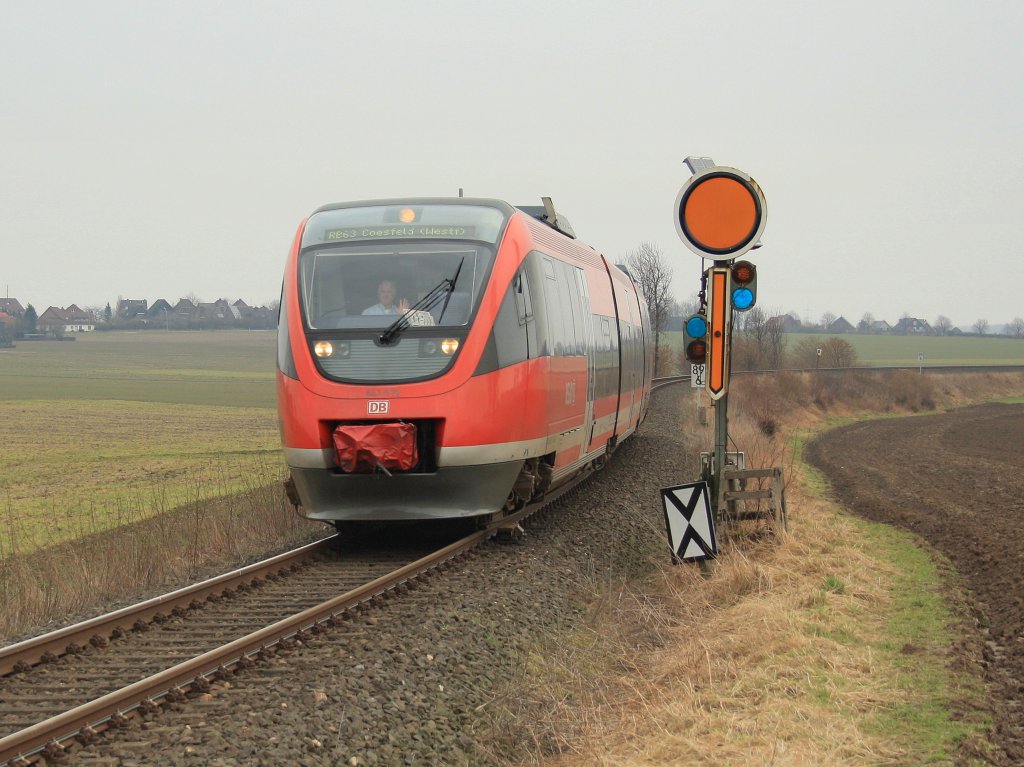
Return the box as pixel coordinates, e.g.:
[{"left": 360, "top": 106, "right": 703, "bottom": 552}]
[
  {"left": 683, "top": 313, "right": 708, "bottom": 364},
  {"left": 672, "top": 156, "right": 769, "bottom": 526},
  {"left": 730, "top": 260, "right": 757, "bottom": 311},
  {"left": 674, "top": 158, "right": 767, "bottom": 402}
]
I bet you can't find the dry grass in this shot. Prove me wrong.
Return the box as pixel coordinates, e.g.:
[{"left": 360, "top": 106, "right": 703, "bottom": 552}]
[
  {"left": 487, "top": 371, "right": 1024, "bottom": 766},
  {"left": 0, "top": 465, "right": 323, "bottom": 638}
]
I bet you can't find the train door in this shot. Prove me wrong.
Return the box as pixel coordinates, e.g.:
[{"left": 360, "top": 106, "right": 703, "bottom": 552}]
[
  {"left": 617, "top": 286, "right": 638, "bottom": 429},
  {"left": 571, "top": 267, "right": 597, "bottom": 457}
]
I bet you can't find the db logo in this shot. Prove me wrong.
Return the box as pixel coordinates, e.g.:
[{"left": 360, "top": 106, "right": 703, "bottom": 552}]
[{"left": 367, "top": 400, "right": 390, "bottom": 415}]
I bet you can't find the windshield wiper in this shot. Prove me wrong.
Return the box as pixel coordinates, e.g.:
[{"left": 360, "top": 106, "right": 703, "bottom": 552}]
[{"left": 379, "top": 258, "right": 465, "bottom": 345}]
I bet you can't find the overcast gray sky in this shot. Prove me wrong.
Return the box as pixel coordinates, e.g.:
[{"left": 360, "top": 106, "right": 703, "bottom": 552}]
[{"left": 2, "top": 0, "right": 1022, "bottom": 328}]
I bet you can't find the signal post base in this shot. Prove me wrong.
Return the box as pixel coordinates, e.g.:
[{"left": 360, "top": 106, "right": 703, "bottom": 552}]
[{"left": 718, "top": 467, "right": 788, "bottom": 534}]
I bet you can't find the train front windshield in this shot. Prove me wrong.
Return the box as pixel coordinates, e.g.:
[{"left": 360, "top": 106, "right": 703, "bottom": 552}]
[{"left": 299, "top": 204, "right": 506, "bottom": 331}]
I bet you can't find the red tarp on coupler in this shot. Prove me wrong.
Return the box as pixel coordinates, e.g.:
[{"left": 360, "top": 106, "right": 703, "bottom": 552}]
[{"left": 332, "top": 422, "right": 418, "bottom": 473}]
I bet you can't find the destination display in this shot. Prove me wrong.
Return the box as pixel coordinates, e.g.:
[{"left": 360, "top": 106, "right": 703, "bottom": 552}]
[{"left": 324, "top": 225, "right": 479, "bottom": 242}]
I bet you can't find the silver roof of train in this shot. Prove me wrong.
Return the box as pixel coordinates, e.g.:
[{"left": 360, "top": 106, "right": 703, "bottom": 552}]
[{"left": 312, "top": 197, "right": 576, "bottom": 239}]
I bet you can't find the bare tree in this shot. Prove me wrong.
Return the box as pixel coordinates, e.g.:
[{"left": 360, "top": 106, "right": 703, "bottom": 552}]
[
  {"left": 672, "top": 295, "right": 701, "bottom": 319},
  {"left": 623, "top": 242, "right": 674, "bottom": 375},
  {"left": 736, "top": 306, "right": 786, "bottom": 370},
  {"left": 858, "top": 312, "right": 874, "bottom": 332},
  {"left": 973, "top": 318, "right": 989, "bottom": 335},
  {"left": 933, "top": 315, "right": 953, "bottom": 335},
  {"left": 820, "top": 311, "right": 837, "bottom": 330},
  {"left": 821, "top": 337, "right": 858, "bottom": 367},
  {"left": 1007, "top": 317, "right": 1024, "bottom": 338}
]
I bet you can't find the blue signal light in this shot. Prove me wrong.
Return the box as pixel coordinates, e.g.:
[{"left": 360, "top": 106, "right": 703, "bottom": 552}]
[
  {"left": 732, "top": 288, "right": 754, "bottom": 310},
  {"left": 686, "top": 315, "right": 707, "bottom": 338}
]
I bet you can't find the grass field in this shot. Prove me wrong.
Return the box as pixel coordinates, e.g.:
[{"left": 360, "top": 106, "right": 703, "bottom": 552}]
[
  {"left": 0, "top": 330, "right": 277, "bottom": 407},
  {"left": 657, "top": 330, "right": 1024, "bottom": 370},
  {"left": 795, "top": 332, "right": 1024, "bottom": 366},
  {"left": 0, "top": 331, "right": 281, "bottom": 554}
]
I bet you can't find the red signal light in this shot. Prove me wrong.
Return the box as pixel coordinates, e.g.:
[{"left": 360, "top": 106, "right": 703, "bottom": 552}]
[
  {"left": 686, "top": 340, "right": 707, "bottom": 364},
  {"left": 732, "top": 261, "right": 755, "bottom": 286}
]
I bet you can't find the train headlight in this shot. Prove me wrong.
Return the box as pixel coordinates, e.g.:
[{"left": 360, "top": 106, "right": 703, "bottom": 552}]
[
  {"left": 440, "top": 338, "right": 459, "bottom": 355},
  {"left": 314, "top": 341, "right": 334, "bottom": 358}
]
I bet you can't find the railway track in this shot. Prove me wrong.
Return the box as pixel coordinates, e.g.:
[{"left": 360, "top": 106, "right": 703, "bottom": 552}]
[{"left": 0, "top": 483, "right": 576, "bottom": 766}]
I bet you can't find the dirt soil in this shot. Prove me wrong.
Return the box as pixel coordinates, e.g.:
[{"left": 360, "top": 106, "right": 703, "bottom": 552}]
[{"left": 806, "top": 402, "right": 1024, "bottom": 765}]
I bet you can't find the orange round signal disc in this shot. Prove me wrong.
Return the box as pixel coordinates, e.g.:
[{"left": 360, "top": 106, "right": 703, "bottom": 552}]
[
  {"left": 674, "top": 167, "right": 766, "bottom": 258},
  {"left": 682, "top": 176, "right": 759, "bottom": 253}
]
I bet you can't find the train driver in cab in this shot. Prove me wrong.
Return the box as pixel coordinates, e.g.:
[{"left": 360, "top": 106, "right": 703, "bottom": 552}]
[{"left": 362, "top": 279, "right": 410, "bottom": 316}]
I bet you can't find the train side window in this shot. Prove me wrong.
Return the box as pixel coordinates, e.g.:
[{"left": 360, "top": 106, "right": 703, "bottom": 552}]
[
  {"left": 554, "top": 262, "right": 578, "bottom": 356},
  {"left": 481, "top": 275, "right": 529, "bottom": 372},
  {"left": 513, "top": 270, "right": 534, "bottom": 326},
  {"left": 524, "top": 253, "right": 551, "bottom": 357},
  {"left": 542, "top": 257, "right": 567, "bottom": 355},
  {"left": 571, "top": 266, "right": 592, "bottom": 355}
]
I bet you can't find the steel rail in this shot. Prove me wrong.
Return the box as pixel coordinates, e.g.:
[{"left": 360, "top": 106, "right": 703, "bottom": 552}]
[
  {"left": 0, "top": 495, "right": 552, "bottom": 766},
  {"left": 0, "top": 536, "right": 334, "bottom": 677}
]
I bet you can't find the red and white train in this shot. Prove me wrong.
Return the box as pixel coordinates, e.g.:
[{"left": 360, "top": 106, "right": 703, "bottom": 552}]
[{"left": 276, "top": 197, "right": 653, "bottom": 525}]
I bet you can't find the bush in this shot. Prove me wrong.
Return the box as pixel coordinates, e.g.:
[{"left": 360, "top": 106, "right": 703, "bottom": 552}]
[
  {"left": 885, "top": 370, "right": 936, "bottom": 412},
  {"left": 789, "top": 337, "right": 858, "bottom": 369}
]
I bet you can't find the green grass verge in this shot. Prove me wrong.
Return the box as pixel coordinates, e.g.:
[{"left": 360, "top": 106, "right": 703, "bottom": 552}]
[
  {"left": 798, "top": 429, "right": 995, "bottom": 763},
  {"left": 855, "top": 517, "right": 990, "bottom": 762}
]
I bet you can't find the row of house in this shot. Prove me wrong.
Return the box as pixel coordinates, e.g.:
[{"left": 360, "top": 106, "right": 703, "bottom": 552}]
[
  {"left": 749, "top": 314, "right": 943, "bottom": 336},
  {"left": 0, "top": 296, "right": 276, "bottom": 336},
  {"left": 38, "top": 305, "right": 96, "bottom": 333},
  {"left": 667, "top": 313, "right": 945, "bottom": 336},
  {"left": 115, "top": 298, "right": 275, "bottom": 327},
  {"left": 0, "top": 298, "right": 89, "bottom": 336},
  {"left": 822, "top": 316, "right": 943, "bottom": 335}
]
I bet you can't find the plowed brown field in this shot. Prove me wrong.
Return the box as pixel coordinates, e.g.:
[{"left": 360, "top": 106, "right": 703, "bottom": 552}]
[{"left": 806, "top": 402, "right": 1024, "bottom": 764}]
